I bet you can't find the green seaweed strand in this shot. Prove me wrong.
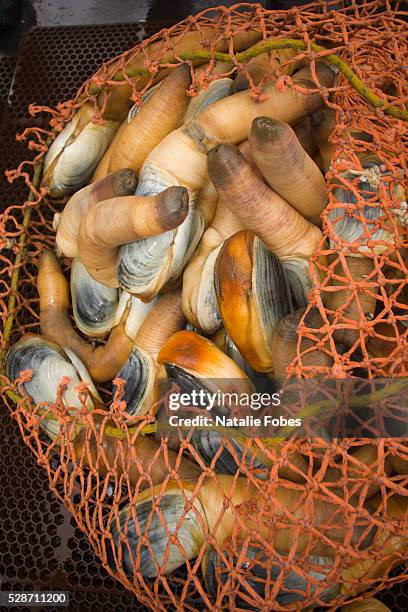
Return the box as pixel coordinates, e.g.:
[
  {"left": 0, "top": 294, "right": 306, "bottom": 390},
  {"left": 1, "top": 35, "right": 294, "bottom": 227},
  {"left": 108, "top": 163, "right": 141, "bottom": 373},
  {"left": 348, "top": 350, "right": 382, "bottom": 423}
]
[{"left": 88, "top": 37, "right": 407, "bottom": 121}]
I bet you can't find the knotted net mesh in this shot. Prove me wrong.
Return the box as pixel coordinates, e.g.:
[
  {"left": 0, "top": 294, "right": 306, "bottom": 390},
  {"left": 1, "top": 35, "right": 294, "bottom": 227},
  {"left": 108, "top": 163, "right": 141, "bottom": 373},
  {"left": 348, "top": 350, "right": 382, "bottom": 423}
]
[{"left": 0, "top": 1, "right": 407, "bottom": 609}]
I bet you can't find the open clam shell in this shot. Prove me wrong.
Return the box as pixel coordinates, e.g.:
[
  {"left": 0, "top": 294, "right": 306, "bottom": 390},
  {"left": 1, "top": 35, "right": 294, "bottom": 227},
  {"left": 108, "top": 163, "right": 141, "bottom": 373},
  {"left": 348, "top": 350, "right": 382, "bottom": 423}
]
[
  {"left": 158, "top": 331, "right": 261, "bottom": 475},
  {"left": 107, "top": 483, "right": 205, "bottom": 578},
  {"left": 158, "top": 331, "right": 253, "bottom": 390},
  {"left": 112, "top": 346, "right": 156, "bottom": 420},
  {"left": 202, "top": 545, "right": 338, "bottom": 608},
  {"left": 6, "top": 335, "right": 99, "bottom": 440},
  {"left": 71, "top": 259, "right": 119, "bottom": 338},
  {"left": 215, "top": 230, "right": 293, "bottom": 372}
]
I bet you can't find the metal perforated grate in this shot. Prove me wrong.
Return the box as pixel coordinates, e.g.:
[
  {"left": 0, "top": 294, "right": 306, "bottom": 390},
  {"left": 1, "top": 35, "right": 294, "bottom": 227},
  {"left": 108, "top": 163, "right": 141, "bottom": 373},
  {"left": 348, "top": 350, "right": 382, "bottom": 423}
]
[{"left": 0, "top": 19, "right": 406, "bottom": 612}]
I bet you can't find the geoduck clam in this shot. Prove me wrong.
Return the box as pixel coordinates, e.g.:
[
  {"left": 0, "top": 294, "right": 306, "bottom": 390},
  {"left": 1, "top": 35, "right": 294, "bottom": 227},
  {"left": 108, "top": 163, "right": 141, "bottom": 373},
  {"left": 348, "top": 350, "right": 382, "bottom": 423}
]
[
  {"left": 55, "top": 168, "right": 137, "bottom": 259},
  {"left": 42, "top": 102, "right": 119, "bottom": 197},
  {"left": 107, "top": 474, "right": 376, "bottom": 579},
  {"left": 6, "top": 334, "right": 100, "bottom": 440},
  {"left": 71, "top": 259, "right": 119, "bottom": 338},
  {"left": 215, "top": 230, "right": 293, "bottom": 373},
  {"left": 117, "top": 65, "right": 334, "bottom": 300},
  {"left": 202, "top": 544, "right": 338, "bottom": 608},
  {"left": 112, "top": 291, "right": 185, "bottom": 421}
]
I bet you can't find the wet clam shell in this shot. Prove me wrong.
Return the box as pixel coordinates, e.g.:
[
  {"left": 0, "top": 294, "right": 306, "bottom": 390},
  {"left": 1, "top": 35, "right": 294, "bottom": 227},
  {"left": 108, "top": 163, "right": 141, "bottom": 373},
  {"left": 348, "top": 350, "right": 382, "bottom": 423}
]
[
  {"left": 215, "top": 231, "right": 293, "bottom": 372},
  {"left": 127, "top": 82, "right": 162, "bottom": 123},
  {"left": 118, "top": 162, "right": 199, "bottom": 299},
  {"left": 192, "top": 429, "right": 266, "bottom": 476},
  {"left": 203, "top": 545, "right": 338, "bottom": 608},
  {"left": 281, "top": 256, "right": 312, "bottom": 310},
  {"left": 44, "top": 110, "right": 118, "bottom": 196},
  {"left": 113, "top": 291, "right": 157, "bottom": 340},
  {"left": 195, "top": 243, "right": 223, "bottom": 334},
  {"left": 328, "top": 158, "right": 398, "bottom": 253},
  {"left": 112, "top": 346, "right": 155, "bottom": 419},
  {"left": 71, "top": 259, "right": 119, "bottom": 338},
  {"left": 184, "top": 78, "right": 233, "bottom": 123},
  {"left": 6, "top": 335, "right": 97, "bottom": 440},
  {"left": 108, "top": 488, "right": 204, "bottom": 578},
  {"left": 43, "top": 112, "right": 83, "bottom": 177}
]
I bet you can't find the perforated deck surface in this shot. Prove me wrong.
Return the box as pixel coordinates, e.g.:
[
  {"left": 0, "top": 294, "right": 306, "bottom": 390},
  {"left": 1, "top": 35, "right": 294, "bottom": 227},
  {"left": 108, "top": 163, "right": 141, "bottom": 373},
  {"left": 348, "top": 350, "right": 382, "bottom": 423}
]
[{"left": 0, "top": 21, "right": 406, "bottom": 612}]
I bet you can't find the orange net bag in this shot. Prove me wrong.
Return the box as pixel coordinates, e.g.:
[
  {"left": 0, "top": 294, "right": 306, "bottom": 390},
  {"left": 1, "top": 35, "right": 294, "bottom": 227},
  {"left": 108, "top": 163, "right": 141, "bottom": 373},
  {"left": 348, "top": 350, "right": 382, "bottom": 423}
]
[{"left": 1, "top": 1, "right": 408, "bottom": 610}]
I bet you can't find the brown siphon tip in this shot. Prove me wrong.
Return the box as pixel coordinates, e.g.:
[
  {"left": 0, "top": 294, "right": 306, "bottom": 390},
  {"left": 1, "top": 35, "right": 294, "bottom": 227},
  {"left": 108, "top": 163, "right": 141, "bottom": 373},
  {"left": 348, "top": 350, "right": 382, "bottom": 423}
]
[
  {"left": 159, "top": 186, "right": 189, "bottom": 229},
  {"left": 38, "top": 248, "right": 60, "bottom": 271},
  {"left": 250, "top": 116, "right": 286, "bottom": 144},
  {"left": 112, "top": 168, "right": 137, "bottom": 196},
  {"left": 207, "top": 143, "right": 244, "bottom": 187},
  {"left": 309, "top": 109, "right": 326, "bottom": 128},
  {"left": 276, "top": 310, "right": 304, "bottom": 342}
]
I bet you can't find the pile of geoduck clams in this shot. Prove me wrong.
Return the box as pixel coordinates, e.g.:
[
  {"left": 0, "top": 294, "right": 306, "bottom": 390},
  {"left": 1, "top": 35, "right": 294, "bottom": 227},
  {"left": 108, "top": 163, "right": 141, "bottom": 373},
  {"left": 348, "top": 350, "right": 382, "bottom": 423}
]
[{"left": 6, "top": 48, "right": 408, "bottom": 604}]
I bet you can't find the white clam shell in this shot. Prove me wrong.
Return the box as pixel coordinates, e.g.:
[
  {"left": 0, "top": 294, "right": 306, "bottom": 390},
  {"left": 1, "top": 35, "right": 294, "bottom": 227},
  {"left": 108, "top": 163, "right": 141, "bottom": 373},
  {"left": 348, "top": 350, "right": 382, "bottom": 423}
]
[
  {"left": 127, "top": 82, "right": 162, "bottom": 123},
  {"left": 117, "top": 162, "right": 199, "bottom": 298},
  {"left": 168, "top": 193, "right": 202, "bottom": 280},
  {"left": 44, "top": 114, "right": 79, "bottom": 176},
  {"left": 183, "top": 78, "right": 233, "bottom": 123},
  {"left": 112, "top": 346, "right": 155, "bottom": 418},
  {"left": 329, "top": 161, "right": 396, "bottom": 254},
  {"left": 71, "top": 259, "right": 119, "bottom": 338},
  {"left": 6, "top": 336, "right": 95, "bottom": 440},
  {"left": 113, "top": 291, "right": 157, "bottom": 340},
  {"left": 196, "top": 243, "right": 222, "bottom": 334},
  {"left": 281, "top": 256, "right": 312, "bottom": 310},
  {"left": 49, "top": 119, "right": 118, "bottom": 195},
  {"left": 110, "top": 490, "right": 204, "bottom": 578}
]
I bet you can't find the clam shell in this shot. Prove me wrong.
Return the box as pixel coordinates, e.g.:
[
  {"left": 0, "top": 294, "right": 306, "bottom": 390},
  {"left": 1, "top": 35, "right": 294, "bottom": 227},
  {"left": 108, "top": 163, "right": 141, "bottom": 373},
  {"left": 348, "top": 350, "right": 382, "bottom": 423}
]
[
  {"left": 6, "top": 335, "right": 95, "bottom": 440},
  {"left": 118, "top": 162, "right": 199, "bottom": 299},
  {"left": 43, "top": 114, "right": 80, "bottom": 176},
  {"left": 164, "top": 362, "right": 231, "bottom": 407},
  {"left": 169, "top": 200, "right": 204, "bottom": 282},
  {"left": 192, "top": 430, "right": 266, "bottom": 476},
  {"left": 329, "top": 159, "right": 395, "bottom": 253},
  {"left": 196, "top": 244, "right": 223, "bottom": 334},
  {"left": 203, "top": 546, "right": 337, "bottom": 608},
  {"left": 253, "top": 238, "right": 293, "bottom": 339},
  {"left": 216, "top": 231, "right": 293, "bottom": 373},
  {"left": 108, "top": 489, "right": 204, "bottom": 578},
  {"left": 112, "top": 346, "right": 155, "bottom": 418},
  {"left": 281, "top": 256, "right": 312, "bottom": 310},
  {"left": 184, "top": 77, "right": 233, "bottom": 123},
  {"left": 48, "top": 119, "right": 118, "bottom": 195},
  {"left": 113, "top": 291, "right": 157, "bottom": 340},
  {"left": 71, "top": 259, "right": 119, "bottom": 338},
  {"left": 127, "top": 82, "right": 162, "bottom": 123},
  {"left": 118, "top": 230, "right": 174, "bottom": 298}
]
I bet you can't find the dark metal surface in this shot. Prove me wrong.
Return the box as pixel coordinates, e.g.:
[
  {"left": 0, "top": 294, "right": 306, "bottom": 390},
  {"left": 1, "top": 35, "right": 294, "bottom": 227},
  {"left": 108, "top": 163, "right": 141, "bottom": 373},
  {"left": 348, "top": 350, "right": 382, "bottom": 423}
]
[{"left": 0, "top": 11, "right": 406, "bottom": 612}]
